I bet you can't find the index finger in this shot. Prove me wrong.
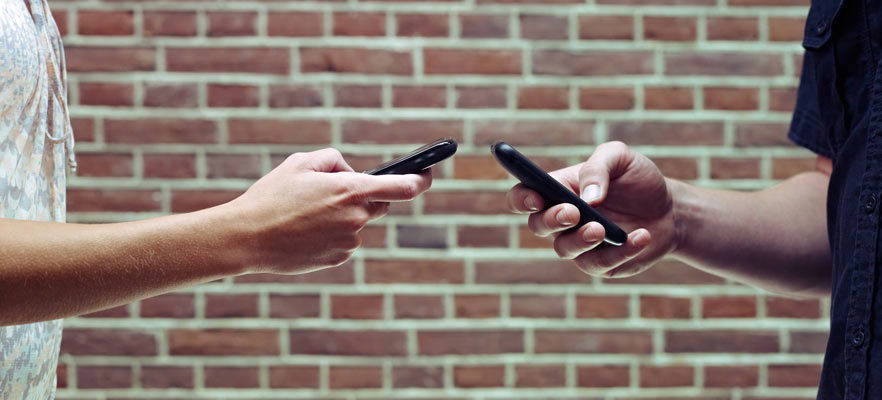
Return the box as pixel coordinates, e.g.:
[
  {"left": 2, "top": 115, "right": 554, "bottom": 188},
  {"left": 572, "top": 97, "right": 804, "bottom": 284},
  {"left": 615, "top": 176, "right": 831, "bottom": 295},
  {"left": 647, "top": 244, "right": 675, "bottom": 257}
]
[
  {"left": 506, "top": 183, "right": 545, "bottom": 214},
  {"left": 358, "top": 169, "right": 433, "bottom": 202}
]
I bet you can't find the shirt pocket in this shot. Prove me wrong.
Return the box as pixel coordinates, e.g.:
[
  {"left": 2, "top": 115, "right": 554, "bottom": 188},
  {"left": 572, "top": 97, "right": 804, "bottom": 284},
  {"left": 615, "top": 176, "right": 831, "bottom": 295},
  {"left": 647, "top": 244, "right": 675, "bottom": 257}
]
[{"left": 801, "top": 0, "right": 846, "bottom": 154}]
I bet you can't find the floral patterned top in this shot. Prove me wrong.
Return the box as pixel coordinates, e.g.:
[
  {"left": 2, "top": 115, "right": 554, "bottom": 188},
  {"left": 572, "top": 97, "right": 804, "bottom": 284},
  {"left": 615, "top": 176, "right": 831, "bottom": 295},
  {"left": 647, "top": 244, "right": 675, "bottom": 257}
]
[{"left": 0, "top": 0, "right": 76, "bottom": 398}]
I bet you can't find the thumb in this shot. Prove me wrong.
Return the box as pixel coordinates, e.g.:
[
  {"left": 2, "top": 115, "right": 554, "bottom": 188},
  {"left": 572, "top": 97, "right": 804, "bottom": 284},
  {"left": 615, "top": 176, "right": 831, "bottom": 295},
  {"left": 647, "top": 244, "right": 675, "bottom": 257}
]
[
  {"left": 297, "top": 148, "right": 355, "bottom": 173},
  {"left": 578, "top": 141, "right": 634, "bottom": 206}
]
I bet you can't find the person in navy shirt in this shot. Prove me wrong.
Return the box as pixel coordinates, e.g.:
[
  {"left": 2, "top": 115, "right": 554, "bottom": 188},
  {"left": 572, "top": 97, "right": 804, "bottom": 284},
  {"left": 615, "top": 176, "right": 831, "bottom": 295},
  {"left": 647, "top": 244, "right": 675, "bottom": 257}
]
[{"left": 508, "top": 0, "right": 877, "bottom": 397}]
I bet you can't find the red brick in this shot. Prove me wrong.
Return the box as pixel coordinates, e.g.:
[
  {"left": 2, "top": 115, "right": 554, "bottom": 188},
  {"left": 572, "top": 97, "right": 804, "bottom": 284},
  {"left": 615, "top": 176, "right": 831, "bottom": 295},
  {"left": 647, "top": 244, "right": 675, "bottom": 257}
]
[
  {"left": 228, "top": 119, "right": 331, "bottom": 145},
  {"left": 704, "top": 87, "right": 759, "bottom": 110},
  {"left": 640, "top": 365, "right": 694, "bottom": 387},
  {"left": 393, "top": 366, "right": 444, "bottom": 388},
  {"left": 423, "top": 191, "right": 510, "bottom": 215},
  {"left": 511, "top": 295, "right": 566, "bottom": 318},
  {"left": 269, "top": 294, "right": 321, "bottom": 319},
  {"left": 425, "top": 48, "right": 522, "bottom": 75},
  {"left": 478, "top": 0, "right": 582, "bottom": 3},
  {"left": 361, "top": 225, "right": 387, "bottom": 248},
  {"left": 454, "top": 365, "right": 505, "bottom": 387},
  {"left": 270, "top": 85, "right": 324, "bottom": 107},
  {"left": 144, "top": 83, "right": 198, "bottom": 108},
  {"left": 167, "top": 47, "right": 289, "bottom": 74},
  {"left": 579, "top": 15, "right": 633, "bottom": 40},
  {"left": 450, "top": 153, "right": 510, "bottom": 178},
  {"left": 365, "top": 259, "right": 464, "bottom": 284},
  {"left": 51, "top": 9, "right": 67, "bottom": 37},
  {"left": 204, "top": 367, "right": 259, "bottom": 388},
  {"left": 144, "top": 11, "right": 197, "bottom": 37},
  {"left": 342, "top": 120, "right": 463, "bottom": 144},
  {"left": 139, "top": 293, "right": 195, "bottom": 318},
  {"left": 457, "top": 226, "right": 508, "bottom": 247},
  {"left": 766, "top": 297, "right": 822, "bottom": 318},
  {"left": 665, "top": 330, "right": 779, "bottom": 353},
  {"left": 205, "top": 294, "right": 258, "bottom": 318},
  {"left": 773, "top": 158, "right": 816, "bottom": 179},
  {"left": 170, "top": 329, "right": 279, "bottom": 355},
  {"left": 606, "top": 259, "right": 726, "bottom": 285},
  {"left": 335, "top": 85, "right": 382, "bottom": 108},
  {"left": 644, "top": 17, "right": 696, "bottom": 41},
  {"left": 768, "top": 364, "right": 822, "bottom": 387},
  {"left": 455, "top": 295, "right": 500, "bottom": 318},
  {"left": 535, "top": 330, "right": 653, "bottom": 354},
  {"left": 598, "top": 0, "right": 714, "bottom": 4},
  {"left": 461, "top": 14, "right": 509, "bottom": 38},
  {"left": 704, "top": 365, "right": 758, "bottom": 388},
  {"left": 735, "top": 122, "right": 793, "bottom": 147},
  {"left": 608, "top": 121, "right": 724, "bottom": 146},
  {"left": 105, "top": 119, "right": 217, "bottom": 144},
  {"left": 78, "top": 10, "right": 134, "bottom": 36},
  {"left": 645, "top": 86, "right": 694, "bottom": 110},
  {"left": 397, "top": 14, "right": 449, "bottom": 37},
  {"left": 419, "top": 330, "right": 523, "bottom": 355},
  {"left": 769, "top": 17, "right": 805, "bottom": 42},
  {"left": 79, "top": 82, "right": 133, "bottom": 106},
  {"left": 71, "top": 118, "right": 95, "bottom": 142},
  {"left": 703, "top": 296, "right": 758, "bottom": 318},
  {"left": 208, "top": 84, "right": 259, "bottom": 108},
  {"left": 520, "top": 14, "right": 568, "bottom": 40},
  {"left": 208, "top": 11, "right": 256, "bottom": 37},
  {"left": 640, "top": 295, "right": 691, "bottom": 319},
  {"left": 474, "top": 120, "right": 594, "bottom": 146},
  {"left": 577, "top": 365, "right": 630, "bottom": 387},
  {"left": 580, "top": 87, "right": 635, "bottom": 110},
  {"left": 790, "top": 331, "right": 829, "bottom": 354},
  {"left": 61, "top": 329, "right": 156, "bottom": 356},
  {"left": 332, "top": 295, "right": 384, "bottom": 319},
  {"left": 66, "top": 47, "right": 156, "bottom": 72},
  {"left": 268, "top": 12, "right": 323, "bottom": 37},
  {"left": 269, "top": 366, "right": 320, "bottom": 388},
  {"left": 729, "top": 0, "right": 808, "bottom": 5},
  {"left": 652, "top": 157, "right": 700, "bottom": 180},
  {"left": 518, "top": 86, "right": 569, "bottom": 110},
  {"left": 289, "top": 330, "right": 406, "bottom": 356},
  {"left": 334, "top": 12, "right": 385, "bottom": 36},
  {"left": 665, "top": 52, "right": 783, "bottom": 76},
  {"left": 516, "top": 365, "right": 566, "bottom": 387},
  {"left": 707, "top": 17, "right": 758, "bottom": 41},
  {"left": 398, "top": 225, "right": 447, "bottom": 248},
  {"left": 711, "top": 157, "right": 761, "bottom": 179},
  {"left": 534, "top": 50, "right": 653, "bottom": 76},
  {"left": 457, "top": 86, "right": 507, "bottom": 108},
  {"left": 74, "top": 153, "right": 133, "bottom": 177},
  {"left": 67, "top": 189, "right": 160, "bottom": 212},
  {"left": 770, "top": 87, "right": 798, "bottom": 111},
  {"left": 395, "top": 295, "right": 445, "bottom": 319},
  {"left": 476, "top": 260, "right": 592, "bottom": 284},
  {"left": 142, "top": 366, "right": 194, "bottom": 389},
  {"left": 301, "top": 47, "right": 412, "bottom": 75},
  {"left": 143, "top": 154, "right": 196, "bottom": 179},
  {"left": 576, "top": 295, "right": 629, "bottom": 318},
  {"left": 205, "top": 153, "right": 261, "bottom": 179},
  {"left": 393, "top": 85, "right": 446, "bottom": 108},
  {"left": 330, "top": 366, "right": 383, "bottom": 389},
  {"left": 170, "top": 189, "right": 243, "bottom": 213},
  {"left": 78, "top": 366, "right": 132, "bottom": 389}
]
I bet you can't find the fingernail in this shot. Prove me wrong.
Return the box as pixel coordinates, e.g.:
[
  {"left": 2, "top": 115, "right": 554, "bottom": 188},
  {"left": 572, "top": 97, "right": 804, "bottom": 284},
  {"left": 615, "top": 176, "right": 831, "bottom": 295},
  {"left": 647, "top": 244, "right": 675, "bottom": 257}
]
[
  {"left": 556, "top": 209, "right": 573, "bottom": 226},
  {"left": 525, "top": 196, "right": 539, "bottom": 211},
  {"left": 582, "top": 223, "right": 599, "bottom": 242},
  {"left": 582, "top": 184, "right": 600, "bottom": 203}
]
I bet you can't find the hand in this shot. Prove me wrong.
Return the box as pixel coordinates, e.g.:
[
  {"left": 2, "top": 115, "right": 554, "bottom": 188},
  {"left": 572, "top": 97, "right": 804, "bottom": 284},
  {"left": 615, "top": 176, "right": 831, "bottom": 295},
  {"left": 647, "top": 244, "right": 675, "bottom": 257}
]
[
  {"left": 506, "top": 141, "right": 679, "bottom": 278},
  {"left": 224, "top": 148, "right": 432, "bottom": 274}
]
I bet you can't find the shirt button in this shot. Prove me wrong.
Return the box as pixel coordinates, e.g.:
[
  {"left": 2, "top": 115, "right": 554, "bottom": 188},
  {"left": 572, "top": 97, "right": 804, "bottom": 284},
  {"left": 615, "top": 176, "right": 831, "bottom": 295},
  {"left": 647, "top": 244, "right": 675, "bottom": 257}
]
[
  {"left": 863, "top": 194, "right": 877, "bottom": 214},
  {"left": 816, "top": 21, "right": 828, "bottom": 34},
  {"left": 854, "top": 329, "right": 866, "bottom": 346}
]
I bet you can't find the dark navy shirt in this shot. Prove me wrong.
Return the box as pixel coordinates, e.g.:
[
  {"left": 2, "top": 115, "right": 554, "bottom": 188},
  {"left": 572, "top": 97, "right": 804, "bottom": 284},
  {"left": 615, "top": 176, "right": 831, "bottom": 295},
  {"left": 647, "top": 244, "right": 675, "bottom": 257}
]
[{"left": 788, "top": 0, "right": 882, "bottom": 398}]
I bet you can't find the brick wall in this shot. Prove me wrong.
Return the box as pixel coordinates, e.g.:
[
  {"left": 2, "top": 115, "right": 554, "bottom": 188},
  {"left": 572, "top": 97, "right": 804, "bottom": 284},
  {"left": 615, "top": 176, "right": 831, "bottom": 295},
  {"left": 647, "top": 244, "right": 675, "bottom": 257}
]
[{"left": 51, "top": 0, "right": 827, "bottom": 398}]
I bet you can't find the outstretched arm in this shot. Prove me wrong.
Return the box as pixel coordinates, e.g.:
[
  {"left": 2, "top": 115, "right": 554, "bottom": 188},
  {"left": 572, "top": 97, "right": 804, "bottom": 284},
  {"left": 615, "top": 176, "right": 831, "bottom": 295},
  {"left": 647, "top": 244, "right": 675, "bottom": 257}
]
[
  {"left": 0, "top": 148, "right": 432, "bottom": 326},
  {"left": 508, "top": 141, "right": 831, "bottom": 298}
]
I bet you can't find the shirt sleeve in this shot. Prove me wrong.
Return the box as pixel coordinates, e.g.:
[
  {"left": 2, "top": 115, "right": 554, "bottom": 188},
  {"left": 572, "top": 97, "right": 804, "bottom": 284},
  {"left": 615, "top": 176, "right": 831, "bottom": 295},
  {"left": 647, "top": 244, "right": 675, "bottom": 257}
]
[{"left": 787, "top": 53, "right": 836, "bottom": 160}]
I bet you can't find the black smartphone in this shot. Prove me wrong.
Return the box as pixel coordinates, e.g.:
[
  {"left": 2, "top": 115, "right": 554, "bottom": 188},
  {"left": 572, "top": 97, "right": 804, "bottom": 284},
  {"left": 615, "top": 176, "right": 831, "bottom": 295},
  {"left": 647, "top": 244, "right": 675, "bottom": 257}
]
[
  {"left": 491, "top": 141, "right": 627, "bottom": 246},
  {"left": 364, "top": 138, "right": 458, "bottom": 175}
]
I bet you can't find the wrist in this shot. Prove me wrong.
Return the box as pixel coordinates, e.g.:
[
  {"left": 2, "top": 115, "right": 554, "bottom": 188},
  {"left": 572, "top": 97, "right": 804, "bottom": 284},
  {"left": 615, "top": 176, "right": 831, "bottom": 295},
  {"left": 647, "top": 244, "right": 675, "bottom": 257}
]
[
  {"left": 666, "top": 178, "right": 693, "bottom": 259},
  {"left": 195, "top": 202, "right": 255, "bottom": 277}
]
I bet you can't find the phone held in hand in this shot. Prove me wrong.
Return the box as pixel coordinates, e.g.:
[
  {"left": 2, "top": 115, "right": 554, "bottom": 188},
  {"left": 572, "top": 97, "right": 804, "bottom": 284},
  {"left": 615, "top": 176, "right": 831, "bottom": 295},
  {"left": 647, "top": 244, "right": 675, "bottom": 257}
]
[
  {"left": 364, "top": 138, "right": 458, "bottom": 175},
  {"left": 491, "top": 141, "right": 627, "bottom": 246}
]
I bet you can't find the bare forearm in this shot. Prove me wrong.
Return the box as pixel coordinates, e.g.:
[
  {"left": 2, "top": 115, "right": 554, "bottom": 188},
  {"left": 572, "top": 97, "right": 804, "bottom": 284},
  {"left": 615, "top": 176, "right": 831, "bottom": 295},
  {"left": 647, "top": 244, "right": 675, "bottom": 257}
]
[
  {"left": 671, "top": 172, "right": 831, "bottom": 297},
  {"left": 0, "top": 205, "right": 247, "bottom": 326}
]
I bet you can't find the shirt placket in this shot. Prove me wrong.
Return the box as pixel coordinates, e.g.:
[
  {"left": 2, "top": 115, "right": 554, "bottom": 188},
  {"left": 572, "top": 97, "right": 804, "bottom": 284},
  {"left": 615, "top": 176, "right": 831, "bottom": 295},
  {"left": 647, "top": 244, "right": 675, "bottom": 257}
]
[{"left": 844, "top": 53, "right": 882, "bottom": 400}]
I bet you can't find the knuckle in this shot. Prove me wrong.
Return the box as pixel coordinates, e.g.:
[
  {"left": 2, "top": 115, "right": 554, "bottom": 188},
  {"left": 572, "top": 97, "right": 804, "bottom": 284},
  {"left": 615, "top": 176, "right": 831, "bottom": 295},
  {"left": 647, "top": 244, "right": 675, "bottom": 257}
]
[{"left": 399, "top": 182, "right": 419, "bottom": 199}]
